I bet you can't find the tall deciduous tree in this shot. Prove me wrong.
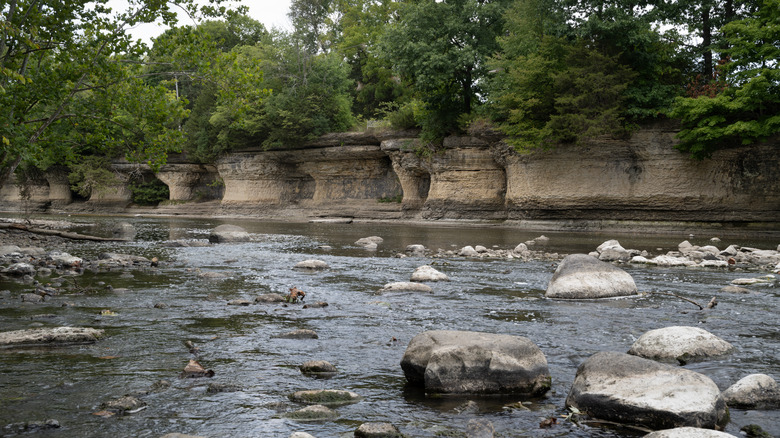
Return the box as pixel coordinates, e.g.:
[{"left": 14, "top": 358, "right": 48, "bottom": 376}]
[{"left": 382, "top": 0, "right": 511, "bottom": 139}]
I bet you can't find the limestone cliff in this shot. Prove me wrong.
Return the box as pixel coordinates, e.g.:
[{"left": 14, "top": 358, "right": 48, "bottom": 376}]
[{"left": 1, "top": 126, "right": 777, "bottom": 228}]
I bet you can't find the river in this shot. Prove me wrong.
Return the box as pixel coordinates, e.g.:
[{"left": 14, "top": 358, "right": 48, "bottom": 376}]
[{"left": 1, "top": 216, "right": 778, "bottom": 437}]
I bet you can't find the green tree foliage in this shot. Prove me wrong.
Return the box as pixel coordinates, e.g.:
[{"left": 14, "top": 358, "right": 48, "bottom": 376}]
[
  {"left": 0, "top": 0, "right": 227, "bottom": 185},
  {"left": 671, "top": 0, "right": 780, "bottom": 158},
  {"left": 382, "top": 0, "right": 511, "bottom": 139}
]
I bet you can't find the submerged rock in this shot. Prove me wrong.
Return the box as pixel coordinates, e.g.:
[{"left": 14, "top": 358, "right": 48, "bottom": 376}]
[
  {"left": 628, "top": 326, "right": 734, "bottom": 362},
  {"left": 275, "top": 329, "right": 319, "bottom": 339},
  {"left": 208, "top": 224, "right": 251, "bottom": 243},
  {"left": 566, "top": 351, "right": 727, "bottom": 430},
  {"left": 355, "top": 236, "right": 383, "bottom": 246},
  {"left": 354, "top": 422, "right": 403, "bottom": 437},
  {"left": 179, "top": 359, "right": 214, "bottom": 378},
  {"left": 722, "top": 374, "right": 780, "bottom": 409},
  {"left": 0, "top": 327, "right": 104, "bottom": 347},
  {"left": 284, "top": 404, "right": 338, "bottom": 421},
  {"left": 546, "top": 254, "right": 638, "bottom": 299},
  {"left": 255, "top": 293, "right": 286, "bottom": 303},
  {"left": 401, "top": 330, "right": 550, "bottom": 395},
  {"left": 100, "top": 395, "right": 146, "bottom": 415},
  {"left": 300, "top": 360, "right": 338, "bottom": 375},
  {"left": 290, "top": 389, "right": 362, "bottom": 406},
  {"left": 378, "top": 281, "right": 433, "bottom": 293}
]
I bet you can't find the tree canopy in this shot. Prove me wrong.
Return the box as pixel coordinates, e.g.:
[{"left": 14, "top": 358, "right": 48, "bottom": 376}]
[{"left": 1, "top": 0, "right": 778, "bottom": 193}]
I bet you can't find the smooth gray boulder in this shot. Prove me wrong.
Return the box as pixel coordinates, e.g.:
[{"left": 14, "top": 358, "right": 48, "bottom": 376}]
[
  {"left": 208, "top": 224, "right": 251, "bottom": 243},
  {"left": 285, "top": 404, "right": 338, "bottom": 421},
  {"left": 410, "top": 265, "right": 449, "bottom": 282},
  {"left": 401, "top": 330, "right": 550, "bottom": 395},
  {"left": 597, "top": 240, "right": 631, "bottom": 262},
  {"left": 459, "top": 246, "right": 479, "bottom": 257},
  {"left": 354, "top": 422, "right": 402, "bottom": 437},
  {"left": 406, "top": 244, "right": 426, "bottom": 256},
  {"left": 643, "top": 428, "right": 737, "bottom": 437},
  {"left": 628, "top": 326, "right": 734, "bottom": 362},
  {"left": 294, "top": 259, "right": 330, "bottom": 270},
  {"left": 0, "top": 327, "right": 104, "bottom": 347},
  {"left": 378, "top": 282, "right": 433, "bottom": 293},
  {"left": 566, "top": 352, "right": 727, "bottom": 430},
  {"left": 721, "top": 374, "right": 780, "bottom": 409},
  {"left": 300, "top": 360, "right": 338, "bottom": 375},
  {"left": 546, "top": 254, "right": 638, "bottom": 299},
  {"left": 355, "top": 236, "right": 383, "bottom": 246}
]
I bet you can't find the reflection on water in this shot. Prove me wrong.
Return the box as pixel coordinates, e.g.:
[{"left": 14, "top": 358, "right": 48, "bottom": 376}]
[{"left": 0, "top": 215, "right": 778, "bottom": 437}]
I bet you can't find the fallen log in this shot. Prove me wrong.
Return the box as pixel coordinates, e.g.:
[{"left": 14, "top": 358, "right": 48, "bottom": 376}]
[{"left": 0, "top": 222, "right": 127, "bottom": 242}]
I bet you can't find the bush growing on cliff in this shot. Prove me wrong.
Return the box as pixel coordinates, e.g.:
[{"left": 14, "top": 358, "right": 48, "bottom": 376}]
[{"left": 130, "top": 180, "right": 171, "bottom": 206}]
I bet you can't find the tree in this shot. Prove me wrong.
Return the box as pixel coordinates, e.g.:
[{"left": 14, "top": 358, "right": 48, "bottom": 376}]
[
  {"left": 382, "top": 0, "right": 511, "bottom": 139},
  {"left": 0, "top": 0, "right": 230, "bottom": 185},
  {"left": 671, "top": 0, "right": 780, "bottom": 158}
]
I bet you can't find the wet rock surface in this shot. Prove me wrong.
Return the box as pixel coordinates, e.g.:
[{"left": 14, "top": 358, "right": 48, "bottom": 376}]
[
  {"left": 546, "top": 254, "right": 638, "bottom": 299},
  {"left": 0, "top": 327, "right": 104, "bottom": 347},
  {"left": 722, "top": 374, "right": 780, "bottom": 409},
  {"left": 628, "top": 326, "right": 734, "bottom": 362}
]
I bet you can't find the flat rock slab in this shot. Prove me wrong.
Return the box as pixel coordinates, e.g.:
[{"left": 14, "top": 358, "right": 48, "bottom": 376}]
[
  {"left": 378, "top": 282, "right": 433, "bottom": 293},
  {"left": 0, "top": 327, "right": 104, "bottom": 347},
  {"left": 566, "top": 352, "right": 727, "bottom": 430},
  {"left": 300, "top": 360, "right": 338, "bottom": 374},
  {"left": 401, "top": 330, "right": 550, "bottom": 395},
  {"left": 293, "top": 260, "right": 330, "bottom": 270},
  {"left": 643, "top": 428, "right": 737, "bottom": 437},
  {"left": 628, "top": 326, "right": 734, "bottom": 362},
  {"left": 284, "top": 404, "right": 339, "bottom": 421},
  {"left": 546, "top": 254, "right": 638, "bottom": 299},
  {"left": 290, "top": 389, "right": 362, "bottom": 406},
  {"left": 722, "top": 374, "right": 780, "bottom": 409},
  {"left": 354, "top": 422, "right": 402, "bottom": 437}
]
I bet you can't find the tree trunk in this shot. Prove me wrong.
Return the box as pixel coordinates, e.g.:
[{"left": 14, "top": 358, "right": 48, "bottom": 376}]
[{"left": 702, "top": 6, "right": 713, "bottom": 79}]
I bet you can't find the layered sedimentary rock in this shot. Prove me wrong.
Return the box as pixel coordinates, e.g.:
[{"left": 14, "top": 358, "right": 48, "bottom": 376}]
[{"left": 1, "top": 126, "right": 778, "bottom": 226}]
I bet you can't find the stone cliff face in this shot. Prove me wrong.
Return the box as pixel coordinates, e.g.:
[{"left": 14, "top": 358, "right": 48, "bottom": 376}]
[{"left": 1, "top": 126, "right": 778, "bottom": 227}]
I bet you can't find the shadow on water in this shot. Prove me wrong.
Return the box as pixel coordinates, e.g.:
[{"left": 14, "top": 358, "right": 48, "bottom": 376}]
[{"left": 1, "top": 215, "right": 779, "bottom": 437}]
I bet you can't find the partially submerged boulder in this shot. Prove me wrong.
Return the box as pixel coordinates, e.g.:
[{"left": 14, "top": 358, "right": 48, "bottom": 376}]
[
  {"left": 300, "top": 360, "right": 338, "bottom": 375},
  {"left": 628, "top": 326, "right": 734, "bottom": 362},
  {"left": 293, "top": 259, "right": 330, "bottom": 270},
  {"left": 546, "top": 254, "right": 638, "bottom": 299},
  {"left": 378, "top": 282, "right": 433, "bottom": 293},
  {"left": 354, "top": 422, "right": 402, "bottom": 437},
  {"left": 400, "top": 330, "right": 550, "bottom": 395},
  {"left": 290, "top": 389, "right": 362, "bottom": 406},
  {"left": 721, "top": 374, "right": 780, "bottom": 409},
  {"left": 284, "top": 404, "right": 339, "bottom": 421},
  {"left": 566, "top": 352, "right": 727, "bottom": 430},
  {"left": 208, "top": 224, "right": 251, "bottom": 243},
  {"left": 410, "top": 265, "right": 449, "bottom": 282},
  {"left": 643, "top": 428, "right": 737, "bottom": 438},
  {"left": 0, "top": 327, "right": 104, "bottom": 347},
  {"left": 275, "top": 329, "right": 319, "bottom": 339}
]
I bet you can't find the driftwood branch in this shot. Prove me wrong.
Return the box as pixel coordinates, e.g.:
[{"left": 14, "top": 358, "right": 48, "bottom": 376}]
[
  {"left": 0, "top": 222, "right": 127, "bottom": 242},
  {"left": 646, "top": 291, "right": 708, "bottom": 310}
]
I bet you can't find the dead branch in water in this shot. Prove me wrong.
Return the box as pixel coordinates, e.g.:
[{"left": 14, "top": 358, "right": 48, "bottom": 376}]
[
  {"left": 0, "top": 222, "right": 126, "bottom": 242},
  {"left": 646, "top": 291, "right": 710, "bottom": 310}
]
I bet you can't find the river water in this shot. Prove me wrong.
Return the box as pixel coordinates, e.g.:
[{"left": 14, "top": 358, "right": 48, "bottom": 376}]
[{"left": 1, "top": 216, "right": 778, "bottom": 437}]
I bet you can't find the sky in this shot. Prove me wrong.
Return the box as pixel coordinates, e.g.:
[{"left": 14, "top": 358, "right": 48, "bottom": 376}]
[{"left": 117, "top": 0, "right": 294, "bottom": 45}]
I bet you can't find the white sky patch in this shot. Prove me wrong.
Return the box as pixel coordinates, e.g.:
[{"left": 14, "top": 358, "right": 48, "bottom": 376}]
[{"left": 107, "top": 0, "right": 293, "bottom": 45}]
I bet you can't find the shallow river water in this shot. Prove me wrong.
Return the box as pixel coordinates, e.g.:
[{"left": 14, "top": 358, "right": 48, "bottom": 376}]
[{"left": 1, "top": 216, "right": 778, "bottom": 438}]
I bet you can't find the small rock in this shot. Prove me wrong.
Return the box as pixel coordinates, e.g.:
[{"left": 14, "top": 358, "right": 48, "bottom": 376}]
[
  {"left": 206, "top": 382, "right": 242, "bottom": 394},
  {"left": 300, "top": 360, "right": 338, "bottom": 375},
  {"left": 275, "top": 329, "right": 319, "bottom": 339},
  {"left": 459, "top": 246, "right": 479, "bottom": 257},
  {"left": 355, "top": 236, "right": 383, "bottom": 246},
  {"left": 227, "top": 299, "right": 251, "bottom": 306},
  {"left": 179, "top": 359, "right": 214, "bottom": 378},
  {"left": 284, "top": 404, "right": 338, "bottom": 421},
  {"left": 643, "top": 428, "right": 737, "bottom": 437},
  {"left": 100, "top": 395, "right": 146, "bottom": 414},
  {"left": 513, "top": 243, "right": 528, "bottom": 253},
  {"left": 722, "top": 374, "right": 780, "bottom": 409},
  {"left": 302, "top": 301, "right": 328, "bottom": 309},
  {"left": 208, "top": 224, "right": 251, "bottom": 243},
  {"left": 197, "top": 271, "right": 229, "bottom": 280},
  {"left": 153, "top": 302, "right": 169, "bottom": 309},
  {"left": 290, "top": 433, "right": 317, "bottom": 438},
  {"left": 4, "top": 262, "right": 37, "bottom": 276},
  {"left": 731, "top": 275, "right": 775, "bottom": 286},
  {"left": 410, "top": 265, "right": 449, "bottom": 282},
  {"left": 290, "top": 389, "right": 362, "bottom": 406},
  {"left": 466, "top": 419, "right": 495, "bottom": 438},
  {"left": 20, "top": 293, "right": 44, "bottom": 303},
  {"left": 293, "top": 259, "right": 330, "bottom": 270},
  {"left": 474, "top": 245, "right": 488, "bottom": 253},
  {"left": 405, "top": 244, "right": 426, "bottom": 256},
  {"left": 378, "top": 282, "right": 433, "bottom": 293},
  {"left": 354, "top": 422, "right": 402, "bottom": 437},
  {"left": 255, "top": 293, "right": 286, "bottom": 303},
  {"left": 2, "top": 419, "right": 61, "bottom": 434},
  {"left": 719, "top": 285, "right": 752, "bottom": 294}
]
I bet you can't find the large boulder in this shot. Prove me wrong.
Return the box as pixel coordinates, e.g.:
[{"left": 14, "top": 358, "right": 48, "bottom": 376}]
[
  {"left": 545, "top": 254, "right": 638, "bottom": 299},
  {"left": 721, "top": 374, "right": 780, "bottom": 409},
  {"left": 400, "top": 330, "right": 551, "bottom": 395},
  {"left": 566, "top": 352, "right": 728, "bottom": 430},
  {"left": 0, "top": 327, "right": 104, "bottom": 347},
  {"left": 643, "top": 428, "right": 737, "bottom": 437},
  {"left": 208, "top": 224, "right": 251, "bottom": 243},
  {"left": 628, "top": 326, "right": 734, "bottom": 362}
]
